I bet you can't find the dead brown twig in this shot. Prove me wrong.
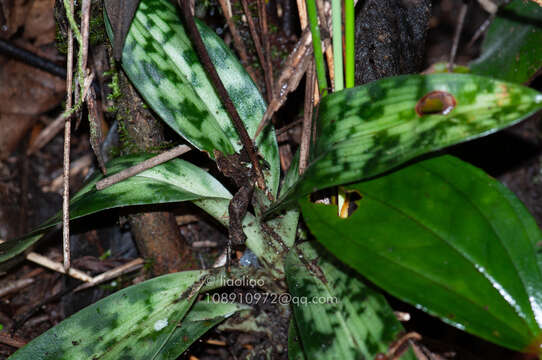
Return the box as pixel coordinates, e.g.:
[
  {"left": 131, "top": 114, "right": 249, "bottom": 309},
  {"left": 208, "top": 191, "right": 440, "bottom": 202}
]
[
  {"left": 299, "top": 61, "right": 316, "bottom": 174},
  {"left": 95, "top": 144, "right": 192, "bottom": 190},
  {"left": 74, "top": 258, "right": 144, "bottom": 292},
  {"left": 0, "top": 333, "right": 27, "bottom": 349},
  {"left": 240, "top": 0, "right": 273, "bottom": 101},
  {"left": 216, "top": 0, "right": 260, "bottom": 85},
  {"left": 0, "top": 278, "right": 34, "bottom": 298},
  {"left": 62, "top": 0, "right": 75, "bottom": 272},
  {"left": 256, "top": 0, "right": 275, "bottom": 100},
  {"left": 448, "top": 2, "right": 468, "bottom": 72},
  {"left": 45, "top": 154, "right": 93, "bottom": 192},
  {"left": 180, "top": 0, "right": 266, "bottom": 191},
  {"left": 27, "top": 113, "right": 65, "bottom": 155}
]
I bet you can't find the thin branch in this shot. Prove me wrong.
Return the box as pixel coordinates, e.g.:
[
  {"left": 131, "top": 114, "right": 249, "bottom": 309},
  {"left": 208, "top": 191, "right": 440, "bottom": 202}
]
[
  {"left": 449, "top": 2, "right": 468, "bottom": 72},
  {"left": 296, "top": 0, "right": 308, "bottom": 29},
  {"left": 467, "top": 14, "right": 494, "bottom": 49},
  {"left": 26, "top": 252, "right": 93, "bottom": 282},
  {"left": 180, "top": 0, "right": 266, "bottom": 191},
  {"left": 27, "top": 113, "right": 65, "bottom": 155},
  {"left": 0, "top": 39, "right": 66, "bottom": 78},
  {"left": 216, "top": 0, "right": 259, "bottom": 83},
  {"left": 299, "top": 61, "right": 316, "bottom": 174},
  {"left": 0, "top": 334, "right": 26, "bottom": 349},
  {"left": 240, "top": 0, "right": 271, "bottom": 100},
  {"left": 96, "top": 144, "right": 192, "bottom": 190},
  {"left": 0, "top": 278, "right": 34, "bottom": 298},
  {"left": 74, "top": 258, "right": 144, "bottom": 292},
  {"left": 62, "top": 0, "right": 75, "bottom": 272},
  {"left": 345, "top": 0, "right": 355, "bottom": 87},
  {"left": 80, "top": 0, "right": 91, "bottom": 72},
  {"left": 256, "top": 0, "right": 275, "bottom": 99}
]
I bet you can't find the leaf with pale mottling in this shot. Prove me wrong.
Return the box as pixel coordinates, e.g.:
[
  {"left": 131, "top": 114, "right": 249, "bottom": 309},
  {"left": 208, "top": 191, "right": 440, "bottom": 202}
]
[
  {"left": 105, "top": 0, "right": 280, "bottom": 196},
  {"left": 267, "top": 74, "right": 542, "bottom": 215},
  {"left": 0, "top": 154, "right": 231, "bottom": 263},
  {"left": 9, "top": 271, "right": 209, "bottom": 359},
  {"left": 286, "top": 243, "right": 416, "bottom": 360}
]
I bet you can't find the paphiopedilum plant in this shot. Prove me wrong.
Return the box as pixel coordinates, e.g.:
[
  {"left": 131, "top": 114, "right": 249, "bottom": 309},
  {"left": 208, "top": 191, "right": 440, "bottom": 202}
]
[{"left": 5, "top": 0, "right": 542, "bottom": 358}]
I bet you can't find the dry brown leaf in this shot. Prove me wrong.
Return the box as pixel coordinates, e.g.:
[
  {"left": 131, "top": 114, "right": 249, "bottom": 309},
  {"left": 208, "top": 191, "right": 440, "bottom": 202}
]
[
  {"left": 23, "top": 0, "right": 56, "bottom": 46},
  {"left": 0, "top": 58, "right": 64, "bottom": 114},
  {"left": 0, "top": 0, "right": 35, "bottom": 38}
]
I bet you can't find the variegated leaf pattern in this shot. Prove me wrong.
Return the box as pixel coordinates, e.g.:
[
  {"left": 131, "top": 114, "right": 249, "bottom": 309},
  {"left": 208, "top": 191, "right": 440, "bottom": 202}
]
[
  {"left": 0, "top": 154, "right": 232, "bottom": 263},
  {"left": 9, "top": 271, "right": 209, "bottom": 359},
  {"left": 286, "top": 243, "right": 416, "bottom": 359},
  {"left": 155, "top": 300, "right": 250, "bottom": 360},
  {"left": 106, "top": 0, "right": 280, "bottom": 196},
  {"left": 267, "top": 74, "right": 542, "bottom": 214}
]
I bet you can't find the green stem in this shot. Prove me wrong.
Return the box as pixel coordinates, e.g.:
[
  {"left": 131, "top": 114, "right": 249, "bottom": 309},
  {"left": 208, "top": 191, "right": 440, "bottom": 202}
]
[
  {"left": 331, "top": 0, "right": 344, "bottom": 91},
  {"left": 306, "top": 0, "right": 328, "bottom": 97},
  {"left": 344, "top": 0, "right": 355, "bottom": 88}
]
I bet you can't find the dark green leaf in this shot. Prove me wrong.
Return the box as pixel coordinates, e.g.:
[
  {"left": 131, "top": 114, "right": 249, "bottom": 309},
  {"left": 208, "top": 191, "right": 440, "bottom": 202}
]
[
  {"left": 155, "top": 300, "right": 249, "bottom": 360},
  {"left": 9, "top": 271, "right": 209, "bottom": 359},
  {"left": 285, "top": 243, "right": 416, "bottom": 359},
  {"left": 470, "top": 0, "right": 542, "bottom": 84},
  {"left": 0, "top": 154, "right": 231, "bottom": 263},
  {"left": 288, "top": 319, "right": 306, "bottom": 360},
  {"left": 106, "top": 0, "right": 280, "bottom": 195},
  {"left": 300, "top": 155, "right": 542, "bottom": 352},
  {"left": 267, "top": 74, "right": 542, "bottom": 215}
]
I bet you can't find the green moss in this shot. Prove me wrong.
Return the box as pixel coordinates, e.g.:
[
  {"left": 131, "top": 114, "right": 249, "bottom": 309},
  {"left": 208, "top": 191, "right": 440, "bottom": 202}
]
[
  {"left": 105, "top": 63, "right": 122, "bottom": 102},
  {"left": 89, "top": 14, "right": 106, "bottom": 46},
  {"left": 117, "top": 117, "right": 139, "bottom": 154},
  {"left": 55, "top": 25, "right": 68, "bottom": 54}
]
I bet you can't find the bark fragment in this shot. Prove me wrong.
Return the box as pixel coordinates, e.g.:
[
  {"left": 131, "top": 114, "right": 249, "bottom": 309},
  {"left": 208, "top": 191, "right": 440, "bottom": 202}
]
[{"left": 354, "top": 0, "right": 431, "bottom": 85}]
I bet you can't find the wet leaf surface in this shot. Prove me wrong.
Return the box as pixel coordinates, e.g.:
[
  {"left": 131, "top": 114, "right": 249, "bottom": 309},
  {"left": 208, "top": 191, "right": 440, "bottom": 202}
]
[
  {"left": 470, "top": 0, "right": 542, "bottom": 84},
  {"left": 0, "top": 154, "right": 232, "bottom": 263},
  {"left": 105, "top": 0, "right": 280, "bottom": 196},
  {"left": 8, "top": 271, "right": 243, "bottom": 359},
  {"left": 267, "top": 74, "right": 542, "bottom": 215},
  {"left": 300, "top": 155, "right": 542, "bottom": 352},
  {"left": 285, "top": 242, "right": 416, "bottom": 360}
]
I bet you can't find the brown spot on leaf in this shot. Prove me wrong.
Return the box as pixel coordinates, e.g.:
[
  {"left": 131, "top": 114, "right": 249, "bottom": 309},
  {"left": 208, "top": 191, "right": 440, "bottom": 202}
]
[{"left": 415, "top": 91, "right": 456, "bottom": 116}]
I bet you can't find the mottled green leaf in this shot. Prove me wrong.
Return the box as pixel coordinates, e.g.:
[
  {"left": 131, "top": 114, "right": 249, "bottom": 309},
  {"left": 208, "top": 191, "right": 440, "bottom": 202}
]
[
  {"left": 267, "top": 74, "right": 542, "bottom": 215},
  {"left": 285, "top": 242, "right": 416, "bottom": 360},
  {"left": 0, "top": 154, "right": 231, "bottom": 263},
  {"left": 288, "top": 319, "right": 306, "bottom": 360},
  {"left": 105, "top": 0, "right": 280, "bottom": 196},
  {"left": 300, "top": 155, "right": 542, "bottom": 353},
  {"left": 470, "top": 0, "right": 542, "bottom": 84},
  {"left": 9, "top": 271, "right": 209, "bottom": 359},
  {"left": 155, "top": 300, "right": 249, "bottom": 360},
  {"left": 192, "top": 198, "right": 295, "bottom": 276}
]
